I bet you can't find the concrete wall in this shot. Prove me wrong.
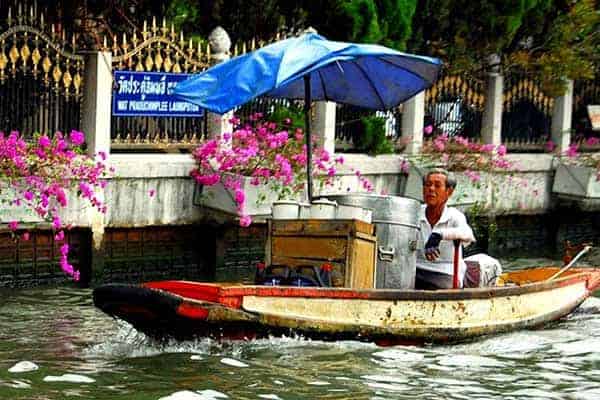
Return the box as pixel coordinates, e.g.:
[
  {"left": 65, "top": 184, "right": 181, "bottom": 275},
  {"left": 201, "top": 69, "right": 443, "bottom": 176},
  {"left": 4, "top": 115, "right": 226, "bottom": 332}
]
[
  {"left": 35, "top": 153, "right": 593, "bottom": 230},
  {"left": 5, "top": 153, "right": 597, "bottom": 234},
  {"left": 319, "top": 153, "right": 560, "bottom": 216}
]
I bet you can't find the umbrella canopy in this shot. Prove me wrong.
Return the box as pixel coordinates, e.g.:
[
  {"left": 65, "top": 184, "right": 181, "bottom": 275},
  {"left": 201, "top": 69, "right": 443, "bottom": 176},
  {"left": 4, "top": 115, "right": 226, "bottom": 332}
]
[
  {"left": 174, "top": 32, "right": 442, "bottom": 201},
  {"left": 175, "top": 32, "right": 441, "bottom": 113}
]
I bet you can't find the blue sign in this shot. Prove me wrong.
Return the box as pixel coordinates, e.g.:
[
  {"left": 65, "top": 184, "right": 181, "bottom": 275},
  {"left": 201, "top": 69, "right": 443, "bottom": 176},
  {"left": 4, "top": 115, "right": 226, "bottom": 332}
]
[{"left": 112, "top": 71, "right": 203, "bottom": 117}]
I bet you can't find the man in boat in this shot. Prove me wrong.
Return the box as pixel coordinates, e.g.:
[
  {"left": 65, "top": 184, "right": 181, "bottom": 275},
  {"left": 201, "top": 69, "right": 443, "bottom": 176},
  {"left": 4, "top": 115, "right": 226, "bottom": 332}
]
[{"left": 416, "top": 168, "right": 475, "bottom": 289}]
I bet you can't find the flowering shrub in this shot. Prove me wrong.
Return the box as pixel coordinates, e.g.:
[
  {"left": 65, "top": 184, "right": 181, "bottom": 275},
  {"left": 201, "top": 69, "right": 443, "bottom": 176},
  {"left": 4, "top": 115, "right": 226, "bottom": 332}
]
[
  {"left": 0, "top": 130, "right": 110, "bottom": 280},
  {"left": 191, "top": 114, "right": 371, "bottom": 226},
  {"left": 415, "top": 133, "right": 514, "bottom": 183},
  {"left": 556, "top": 138, "right": 600, "bottom": 180}
]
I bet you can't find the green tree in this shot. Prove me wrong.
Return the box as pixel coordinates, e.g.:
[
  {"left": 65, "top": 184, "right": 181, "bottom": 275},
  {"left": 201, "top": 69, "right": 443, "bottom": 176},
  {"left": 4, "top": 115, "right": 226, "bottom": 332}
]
[
  {"left": 375, "top": 0, "right": 417, "bottom": 50},
  {"left": 506, "top": 0, "right": 599, "bottom": 94},
  {"left": 301, "top": 0, "right": 416, "bottom": 49},
  {"left": 409, "top": 0, "right": 550, "bottom": 73},
  {"left": 165, "top": 0, "right": 199, "bottom": 31},
  {"left": 334, "top": 0, "right": 382, "bottom": 43},
  {"left": 408, "top": 0, "right": 599, "bottom": 95}
]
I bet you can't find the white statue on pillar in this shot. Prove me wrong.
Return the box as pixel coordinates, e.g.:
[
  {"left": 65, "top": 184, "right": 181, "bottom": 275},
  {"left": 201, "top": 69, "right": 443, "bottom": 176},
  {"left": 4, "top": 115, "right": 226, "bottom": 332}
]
[{"left": 208, "top": 26, "right": 231, "bottom": 64}]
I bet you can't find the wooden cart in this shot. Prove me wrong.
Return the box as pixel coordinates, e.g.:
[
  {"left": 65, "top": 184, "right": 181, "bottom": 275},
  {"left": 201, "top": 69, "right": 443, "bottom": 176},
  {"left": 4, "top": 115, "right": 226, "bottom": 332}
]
[{"left": 266, "top": 219, "right": 377, "bottom": 289}]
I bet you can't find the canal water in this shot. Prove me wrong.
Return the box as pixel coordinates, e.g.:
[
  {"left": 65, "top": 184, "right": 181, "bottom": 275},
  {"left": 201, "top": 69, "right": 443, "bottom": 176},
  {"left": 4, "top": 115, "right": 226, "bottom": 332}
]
[{"left": 1, "top": 258, "right": 600, "bottom": 400}]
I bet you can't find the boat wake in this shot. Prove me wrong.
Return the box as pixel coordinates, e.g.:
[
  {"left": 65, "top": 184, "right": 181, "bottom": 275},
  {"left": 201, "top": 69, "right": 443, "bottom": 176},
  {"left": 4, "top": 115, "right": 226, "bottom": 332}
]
[
  {"left": 83, "top": 320, "right": 217, "bottom": 359},
  {"left": 83, "top": 318, "right": 377, "bottom": 362},
  {"left": 575, "top": 296, "right": 600, "bottom": 314}
]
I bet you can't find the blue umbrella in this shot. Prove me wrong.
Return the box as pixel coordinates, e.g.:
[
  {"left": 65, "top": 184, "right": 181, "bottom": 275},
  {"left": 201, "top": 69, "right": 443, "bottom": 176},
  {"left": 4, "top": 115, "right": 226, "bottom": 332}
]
[{"left": 174, "top": 32, "right": 442, "bottom": 201}]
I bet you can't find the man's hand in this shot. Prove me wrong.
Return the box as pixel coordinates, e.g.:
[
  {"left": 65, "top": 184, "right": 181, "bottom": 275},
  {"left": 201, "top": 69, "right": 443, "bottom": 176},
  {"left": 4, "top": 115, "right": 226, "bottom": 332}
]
[{"left": 425, "top": 232, "right": 443, "bottom": 261}]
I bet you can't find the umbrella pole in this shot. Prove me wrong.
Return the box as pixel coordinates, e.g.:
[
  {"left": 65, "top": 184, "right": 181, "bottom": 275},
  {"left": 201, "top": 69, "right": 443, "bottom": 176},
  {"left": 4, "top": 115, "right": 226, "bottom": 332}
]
[
  {"left": 304, "top": 75, "right": 313, "bottom": 203},
  {"left": 453, "top": 240, "right": 460, "bottom": 289}
]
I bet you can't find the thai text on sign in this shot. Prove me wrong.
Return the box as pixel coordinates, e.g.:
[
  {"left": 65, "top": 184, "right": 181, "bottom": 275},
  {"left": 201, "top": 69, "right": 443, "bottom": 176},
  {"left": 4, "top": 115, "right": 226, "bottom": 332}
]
[{"left": 112, "top": 71, "right": 203, "bottom": 117}]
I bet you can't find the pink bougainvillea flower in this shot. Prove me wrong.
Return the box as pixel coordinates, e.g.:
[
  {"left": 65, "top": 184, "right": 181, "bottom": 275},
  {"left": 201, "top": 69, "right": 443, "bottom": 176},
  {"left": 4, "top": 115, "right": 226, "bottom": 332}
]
[
  {"left": 148, "top": 189, "right": 156, "bottom": 197},
  {"left": 566, "top": 144, "right": 579, "bottom": 158},
  {"left": 234, "top": 189, "right": 245, "bottom": 204},
  {"left": 60, "top": 244, "right": 69, "bottom": 256},
  {"left": 38, "top": 135, "right": 51, "bottom": 148},
  {"left": 586, "top": 137, "right": 600, "bottom": 146},
  {"left": 464, "top": 170, "right": 482, "bottom": 183},
  {"left": 400, "top": 159, "right": 410, "bottom": 174},
  {"left": 423, "top": 125, "right": 434, "bottom": 135},
  {"left": 8, "top": 220, "right": 18, "bottom": 231},
  {"left": 239, "top": 214, "right": 252, "bottom": 227},
  {"left": 545, "top": 140, "right": 556, "bottom": 152},
  {"left": 0, "top": 130, "right": 109, "bottom": 280},
  {"left": 420, "top": 133, "right": 515, "bottom": 176},
  {"left": 79, "top": 182, "right": 94, "bottom": 198},
  {"left": 69, "top": 130, "right": 85, "bottom": 145},
  {"left": 22, "top": 232, "right": 30, "bottom": 241},
  {"left": 455, "top": 136, "right": 469, "bottom": 146},
  {"left": 496, "top": 144, "right": 507, "bottom": 156},
  {"left": 189, "top": 114, "right": 365, "bottom": 227}
]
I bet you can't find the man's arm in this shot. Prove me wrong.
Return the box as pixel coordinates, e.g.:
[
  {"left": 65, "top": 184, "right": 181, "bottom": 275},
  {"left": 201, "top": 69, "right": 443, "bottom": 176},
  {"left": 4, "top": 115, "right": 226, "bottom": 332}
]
[{"left": 434, "top": 211, "right": 475, "bottom": 244}]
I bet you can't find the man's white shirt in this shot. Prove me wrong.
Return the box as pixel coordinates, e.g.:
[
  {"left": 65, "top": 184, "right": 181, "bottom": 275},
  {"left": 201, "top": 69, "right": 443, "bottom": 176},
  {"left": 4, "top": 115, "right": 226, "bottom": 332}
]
[{"left": 417, "top": 205, "right": 475, "bottom": 278}]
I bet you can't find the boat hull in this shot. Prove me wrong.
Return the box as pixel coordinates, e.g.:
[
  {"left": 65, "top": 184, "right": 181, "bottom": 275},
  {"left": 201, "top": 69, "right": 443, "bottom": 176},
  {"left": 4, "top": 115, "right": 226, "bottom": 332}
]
[{"left": 93, "top": 267, "right": 600, "bottom": 343}]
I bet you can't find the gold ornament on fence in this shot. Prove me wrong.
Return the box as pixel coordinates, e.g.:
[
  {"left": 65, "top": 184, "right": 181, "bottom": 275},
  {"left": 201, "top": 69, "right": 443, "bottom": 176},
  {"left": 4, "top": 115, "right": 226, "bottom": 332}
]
[
  {"left": 110, "top": 17, "right": 210, "bottom": 73},
  {"left": 503, "top": 75, "right": 554, "bottom": 116},
  {"left": 425, "top": 73, "right": 485, "bottom": 110},
  {"left": 0, "top": 4, "right": 84, "bottom": 99}
]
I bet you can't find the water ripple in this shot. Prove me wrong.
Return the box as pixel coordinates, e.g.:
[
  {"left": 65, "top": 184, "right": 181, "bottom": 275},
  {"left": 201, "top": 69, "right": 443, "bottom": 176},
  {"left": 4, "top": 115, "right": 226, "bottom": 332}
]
[{"left": 1, "top": 281, "right": 600, "bottom": 399}]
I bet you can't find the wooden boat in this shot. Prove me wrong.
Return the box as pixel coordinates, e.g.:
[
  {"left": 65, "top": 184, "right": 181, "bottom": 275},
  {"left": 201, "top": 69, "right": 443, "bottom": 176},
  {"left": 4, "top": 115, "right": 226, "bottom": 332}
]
[{"left": 93, "top": 266, "right": 600, "bottom": 344}]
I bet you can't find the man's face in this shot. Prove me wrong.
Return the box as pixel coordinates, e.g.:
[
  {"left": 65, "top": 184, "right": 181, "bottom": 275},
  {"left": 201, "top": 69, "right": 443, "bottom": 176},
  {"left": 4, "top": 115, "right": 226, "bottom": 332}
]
[{"left": 423, "top": 173, "right": 453, "bottom": 208}]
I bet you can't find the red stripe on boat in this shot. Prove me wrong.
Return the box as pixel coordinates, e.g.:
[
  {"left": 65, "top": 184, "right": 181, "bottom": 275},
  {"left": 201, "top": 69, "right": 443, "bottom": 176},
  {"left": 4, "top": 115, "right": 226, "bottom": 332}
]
[
  {"left": 219, "top": 297, "right": 243, "bottom": 309},
  {"left": 176, "top": 303, "right": 209, "bottom": 319},
  {"left": 143, "top": 281, "right": 221, "bottom": 302}
]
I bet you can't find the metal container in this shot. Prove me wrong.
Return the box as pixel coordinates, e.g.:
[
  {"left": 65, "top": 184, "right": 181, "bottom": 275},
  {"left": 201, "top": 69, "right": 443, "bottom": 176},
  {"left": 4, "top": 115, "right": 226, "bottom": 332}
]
[
  {"left": 271, "top": 200, "right": 300, "bottom": 219},
  {"left": 309, "top": 198, "right": 337, "bottom": 219},
  {"left": 336, "top": 204, "right": 373, "bottom": 223},
  {"left": 318, "top": 194, "right": 420, "bottom": 289}
]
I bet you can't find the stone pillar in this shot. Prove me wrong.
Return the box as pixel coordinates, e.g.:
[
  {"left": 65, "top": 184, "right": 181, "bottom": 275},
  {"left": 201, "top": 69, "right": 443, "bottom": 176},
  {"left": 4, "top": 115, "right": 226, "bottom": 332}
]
[
  {"left": 81, "top": 51, "right": 112, "bottom": 157},
  {"left": 80, "top": 51, "right": 112, "bottom": 283},
  {"left": 402, "top": 92, "right": 425, "bottom": 154},
  {"left": 313, "top": 101, "right": 336, "bottom": 155},
  {"left": 551, "top": 80, "right": 574, "bottom": 153},
  {"left": 206, "top": 26, "right": 233, "bottom": 139},
  {"left": 481, "top": 72, "right": 504, "bottom": 145},
  {"left": 206, "top": 113, "right": 233, "bottom": 139}
]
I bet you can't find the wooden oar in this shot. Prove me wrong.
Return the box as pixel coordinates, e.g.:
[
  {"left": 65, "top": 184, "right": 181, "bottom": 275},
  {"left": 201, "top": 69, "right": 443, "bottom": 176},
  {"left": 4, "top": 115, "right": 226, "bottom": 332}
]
[
  {"left": 453, "top": 239, "right": 460, "bottom": 289},
  {"left": 547, "top": 245, "right": 592, "bottom": 281}
]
